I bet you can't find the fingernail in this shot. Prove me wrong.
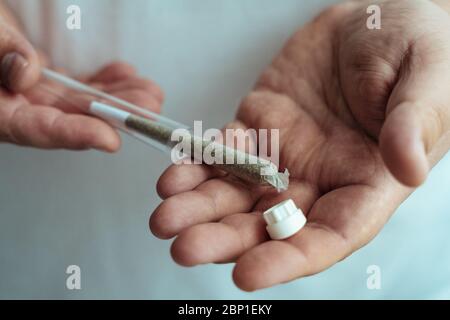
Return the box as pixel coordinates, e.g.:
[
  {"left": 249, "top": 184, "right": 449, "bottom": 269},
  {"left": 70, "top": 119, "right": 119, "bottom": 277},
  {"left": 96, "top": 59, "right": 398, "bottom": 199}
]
[{"left": 1, "top": 52, "right": 29, "bottom": 91}]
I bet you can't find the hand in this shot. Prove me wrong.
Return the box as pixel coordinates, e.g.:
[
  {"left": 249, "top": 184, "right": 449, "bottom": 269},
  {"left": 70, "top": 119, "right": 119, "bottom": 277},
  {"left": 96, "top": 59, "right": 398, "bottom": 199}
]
[
  {"left": 150, "top": 0, "right": 450, "bottom": 291},
  {"left": 0, "top": 61, "right": 164, "bottom": 151},
  {"left": 0, "top": 5, "right": 163, "bottom": 151}
]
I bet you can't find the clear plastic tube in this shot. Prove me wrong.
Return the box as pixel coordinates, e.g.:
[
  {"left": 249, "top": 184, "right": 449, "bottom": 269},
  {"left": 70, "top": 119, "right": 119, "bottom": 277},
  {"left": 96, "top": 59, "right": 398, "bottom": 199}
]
[
  {"left": 41, "top": 68, "right": 187, "bottom": 152},
  {"left": 40, "top": 68, "right": 290, "bottom": 191}
]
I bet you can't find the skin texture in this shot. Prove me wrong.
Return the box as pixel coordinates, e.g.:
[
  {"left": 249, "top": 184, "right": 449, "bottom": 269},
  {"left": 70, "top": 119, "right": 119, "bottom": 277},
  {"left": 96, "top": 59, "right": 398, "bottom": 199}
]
[{"left": 151, "top": 0, "right": 450, "bottom": 291}]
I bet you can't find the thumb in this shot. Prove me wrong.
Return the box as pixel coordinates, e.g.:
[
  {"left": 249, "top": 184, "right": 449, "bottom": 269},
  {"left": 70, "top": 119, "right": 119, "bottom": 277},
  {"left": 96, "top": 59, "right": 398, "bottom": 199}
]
[
  {"left": 380, "top": 56, "right": 450, "bottom": 187},
  {"left": 0, "top": 24, "right": 40, "bottom": 92}
]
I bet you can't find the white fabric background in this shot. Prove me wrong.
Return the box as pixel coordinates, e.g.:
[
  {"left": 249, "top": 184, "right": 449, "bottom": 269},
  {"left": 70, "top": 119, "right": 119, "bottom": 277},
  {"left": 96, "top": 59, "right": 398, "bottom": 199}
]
[{"left": 0, "top": 0, "right": 449, "bottom": 299}]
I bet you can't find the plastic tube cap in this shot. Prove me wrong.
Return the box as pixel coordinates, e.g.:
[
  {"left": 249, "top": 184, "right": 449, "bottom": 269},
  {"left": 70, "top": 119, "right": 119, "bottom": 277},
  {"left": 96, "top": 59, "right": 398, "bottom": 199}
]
[{"left": 263, "top": 199, "right": 307, "bottom": 240}]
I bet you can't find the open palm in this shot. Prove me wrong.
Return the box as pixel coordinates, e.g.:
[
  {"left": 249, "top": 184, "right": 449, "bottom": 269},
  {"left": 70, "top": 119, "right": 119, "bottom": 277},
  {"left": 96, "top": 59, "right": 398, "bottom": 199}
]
[{"left": 151, "top": 0, "right": 450, "bottom": 291}]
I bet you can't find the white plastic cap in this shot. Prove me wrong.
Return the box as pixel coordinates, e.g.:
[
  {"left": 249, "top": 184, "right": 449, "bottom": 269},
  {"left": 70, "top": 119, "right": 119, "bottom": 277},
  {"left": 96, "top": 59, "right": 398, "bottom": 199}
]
[{"left": 263, "top": 199, "right": 307, "bottom": 240}]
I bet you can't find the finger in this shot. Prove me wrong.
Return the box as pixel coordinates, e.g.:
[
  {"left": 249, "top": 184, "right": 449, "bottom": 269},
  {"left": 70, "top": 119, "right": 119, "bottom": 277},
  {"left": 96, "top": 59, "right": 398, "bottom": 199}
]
[
  {"left": 170, "top": 213, "right": 267, "bottom": 266},
  {"left": 380, "top": 102, "right": 431, "bottom": 186},
  {"left": 2, "top": 104, "right": 120, "bottom": 152},
  {"left": 0, "top": 23, "right": 40, "bottom": 92},
  {"left": 157, "top": 163, "right": 222, "bottom": 199},
  {"left": 103, "top": 77, "right": 164, "bottom": 104},
  {"left": 150, "top": 177, "right": 261, "bottom": 239},
  {"left": 233, "top": 184, "right": 391, "bottom": 291},
  {"left": 380, "top": 47, "right": 450, "bottom": 187},
  {"left": 88, "top": 61, "right": 137, "bottom": 83},
  {"left": 170, "top": 180, "right": 319, "bottom": 266}
]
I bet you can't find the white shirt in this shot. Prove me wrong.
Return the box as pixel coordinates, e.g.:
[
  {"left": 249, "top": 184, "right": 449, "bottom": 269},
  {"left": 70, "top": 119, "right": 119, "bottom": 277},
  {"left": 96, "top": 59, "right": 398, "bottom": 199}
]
[{"left": 1, "top": 0, "right": 449, "bottom": 299}]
